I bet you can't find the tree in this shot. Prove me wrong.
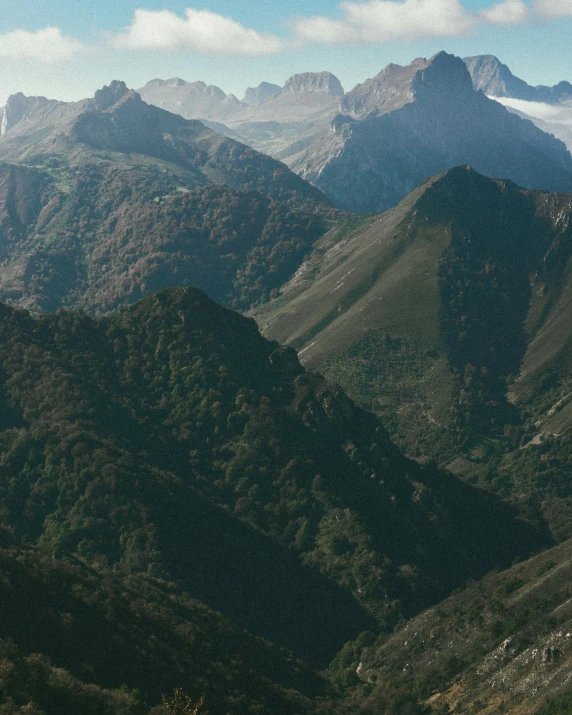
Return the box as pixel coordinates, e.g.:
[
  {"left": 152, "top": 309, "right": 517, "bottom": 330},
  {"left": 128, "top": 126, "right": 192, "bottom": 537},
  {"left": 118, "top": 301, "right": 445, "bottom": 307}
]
[{"left": 162, "top": 689, "right": 208, "bottom": 715}]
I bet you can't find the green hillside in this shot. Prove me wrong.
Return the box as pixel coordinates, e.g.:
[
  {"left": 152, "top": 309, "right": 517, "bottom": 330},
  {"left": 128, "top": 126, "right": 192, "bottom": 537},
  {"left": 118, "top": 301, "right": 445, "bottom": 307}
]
[
  {"left": 256, "top": 166, "right": 572, "bottom": 537},
  {"left": 0, "top": 544, "right": 323, "bottom": 714},
  {"left": 0, "top": 287, "right": 547, "bottom": 671}
]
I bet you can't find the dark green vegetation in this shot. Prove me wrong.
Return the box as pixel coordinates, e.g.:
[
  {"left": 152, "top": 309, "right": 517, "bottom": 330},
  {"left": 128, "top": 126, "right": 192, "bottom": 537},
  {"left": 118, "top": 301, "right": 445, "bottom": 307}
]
[
  {"left": 0, "top": 82, "right": 337, "bottom": 314},
  {"left": 256, "top": 166, "right": 572, "bottom": 539},
  {"left": 0, "top": 286, "right": 548, "bottom": 711},
  {"left": 348, "top": 537, "right": 572, "bottom": 713},
  {"left": 0, "top": 544, "right": 322, "bottom": 714}
]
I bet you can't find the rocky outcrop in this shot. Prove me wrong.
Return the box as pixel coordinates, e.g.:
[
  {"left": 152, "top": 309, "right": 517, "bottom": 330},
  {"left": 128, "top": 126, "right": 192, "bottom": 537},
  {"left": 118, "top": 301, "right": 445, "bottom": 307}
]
[
  {"left": 0, "top": 93, "right": 51, "bottom": 136},
  {"left": 282, "top": 72, "right": 344, "bottom": 97},
  {"left": 464, "top": 55, "right": 572, "bottom": 104},
  {"left": 92, "top": 80, "right": 135, "bottom": 111}
]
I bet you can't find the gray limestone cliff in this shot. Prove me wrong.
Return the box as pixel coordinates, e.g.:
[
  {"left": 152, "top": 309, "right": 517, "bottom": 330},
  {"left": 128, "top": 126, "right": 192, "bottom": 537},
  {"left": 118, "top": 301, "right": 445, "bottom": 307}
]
[
  {"left": 1, "top": 93, "right": 51, "bottom": 136},
  {"left": 282, "top": 72, "right": 344, "bottom": 97},
  {"left": 291, "top": 52, "right": 572, "bottom": 214}
]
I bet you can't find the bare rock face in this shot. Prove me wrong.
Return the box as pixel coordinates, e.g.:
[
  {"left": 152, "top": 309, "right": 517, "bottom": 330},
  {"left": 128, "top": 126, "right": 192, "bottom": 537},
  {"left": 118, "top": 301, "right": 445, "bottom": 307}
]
[
  {"left": 1, "top": 93, "right": 50, "bottom": 135},
  {"left": 411, "top": 50, "right": 474, "bottom": 100},
  {"left": 92, "top": 80, "right": 134, "bottom": 111},
  {"left": 464, "top": 54, "right": 572, "bottom": 104},
  {"left": 340, "top": 51, "right": 473, "bottom": 119},
  {"left": 282, "top": 72, "right": 344, "bottom": 97}
]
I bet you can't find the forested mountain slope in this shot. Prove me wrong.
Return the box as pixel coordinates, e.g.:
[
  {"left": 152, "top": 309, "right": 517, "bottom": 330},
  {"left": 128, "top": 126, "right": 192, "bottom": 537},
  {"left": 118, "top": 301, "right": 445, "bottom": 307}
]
[
  {"left": 0, "top": 543, "right": 324, "bottom": 714},
  {"left": 0, "top": 82, "right": 337, "bottom": 314},
  {"left": 0, "top": 287, "right": 547, "bottom": 670}
]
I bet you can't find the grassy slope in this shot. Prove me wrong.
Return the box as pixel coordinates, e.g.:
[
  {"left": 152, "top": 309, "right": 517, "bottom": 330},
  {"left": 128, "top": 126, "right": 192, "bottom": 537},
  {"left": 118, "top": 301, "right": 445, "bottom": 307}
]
[
  {"left": 256, "top": 167, "right": 572, "bottom": 537},
  {"left": 255, "top": 173, "right": 457, "bottom": 455}
]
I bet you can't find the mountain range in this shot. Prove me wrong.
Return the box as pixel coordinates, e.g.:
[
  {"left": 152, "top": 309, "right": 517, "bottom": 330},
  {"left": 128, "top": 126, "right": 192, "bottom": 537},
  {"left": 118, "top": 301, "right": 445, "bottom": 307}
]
[
  {"left": 135, "top": 52, "right": 572, "bottom": 215},
  {"left": 0, "top": 285, "right": 548, "bottom": 712},
  {"left": 2, "top": 47, "right": 572, "bottom": 715},
  {"left": 137, "top": 71, "right": 344, "bottom": 165},
  {"left": 290, "top": 52, "right": 572, "bottom": 213},
  {"left": 3, "top": 52, "right": 572, "bottom": 220}
]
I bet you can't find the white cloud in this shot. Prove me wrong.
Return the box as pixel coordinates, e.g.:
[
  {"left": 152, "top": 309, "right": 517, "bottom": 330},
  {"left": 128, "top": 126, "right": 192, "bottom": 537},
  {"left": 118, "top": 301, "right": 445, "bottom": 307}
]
[
  {"left": 0, "top": 27, "right": 83, "bottom": 63},
  {"left": 534, "top": 0, "right": 572, "bottom": 15},
  {"left": 479, "top": 0, "right": 530, "bottom": 24},
  {"left": 294, "top": 0, "right": 543, "bottom": 44},
  {"left": 491, "top": 96, "right": 572, "bottom": 125},
  {"left": 295, "top": 0, "right": 475, "bottom": 43},
  {"left": 113, "top": 8, "right": 284, "bottom": 55},
  {"left": 294, "top": 16, "right": 354, "bottom": 43}
]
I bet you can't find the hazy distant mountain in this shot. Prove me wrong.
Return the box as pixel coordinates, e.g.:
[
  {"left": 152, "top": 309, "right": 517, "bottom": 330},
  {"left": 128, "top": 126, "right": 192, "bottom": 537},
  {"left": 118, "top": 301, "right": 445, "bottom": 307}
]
[
  {"left": 243, "top": 81, "right": 282, "bottom": 105},
  {"left": 0, "top": 81, "right": 335, "bottom": 314},
  {"left": 256, "top": 165, "right": 572, "bottom": 538},
  {"left": 138, "top": 77, "right": 244, "bottom": 121},
  {"left": 463, "top": 57, "right": 572, "bottom": 153},
  {"left": 137, "top": 71, "right": 345, "bottom": 164},
  {"left": 290, "top": 52, "right": 572, "bottom": 213},
  {"left": 282, "top": 72, "right": 344, "bottom": 97},
  {"left": 464, "top": 54, "right": 572, "bottom": 104}
]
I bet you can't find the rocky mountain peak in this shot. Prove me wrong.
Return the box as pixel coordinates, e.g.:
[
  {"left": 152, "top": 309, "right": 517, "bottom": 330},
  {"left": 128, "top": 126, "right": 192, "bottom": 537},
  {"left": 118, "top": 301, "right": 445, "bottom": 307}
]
[
  {"left": 93, "top": 80, "right": 137, "bottom": 111},
  {"left": 1, "top": 92, "right": 50, "bottom": 136},
  {"left": 465, "top": 54, "right": 505, "bottom": 76},
  {"left": 141, "top": 78, "right": 188, "bottom": 90},
  {"left": 282, "top": 72, "right": 344, "bottom": 97},
  {"left": 166, "top": 77, "right": 187, "bottom": 88},
  {"left": 340, "top": 52, "right": 471, "bottom": 119},
  {"left": 204, "top": 84, "right": 227, "bottom": 100},
  {"left": 224, "top": 93, "right": 241, "bottom": 106},
  {"left": 243, "top": 81, "right": 282, "bottom": 105},
  {"left": 412, "top": 51, "right": 474, "bottom": 98},
  {"left": 463, "top": 55, "right": 572, "bottom": 104},
  {"left": 463, "top": 54, "right": 526, "bottom": 97}
]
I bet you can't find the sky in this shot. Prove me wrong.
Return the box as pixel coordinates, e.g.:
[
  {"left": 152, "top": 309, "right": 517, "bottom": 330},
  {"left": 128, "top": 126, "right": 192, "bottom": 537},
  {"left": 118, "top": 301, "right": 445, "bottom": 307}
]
[{"left": 1, "top": 0, "right": 572, "bottom": 105}]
